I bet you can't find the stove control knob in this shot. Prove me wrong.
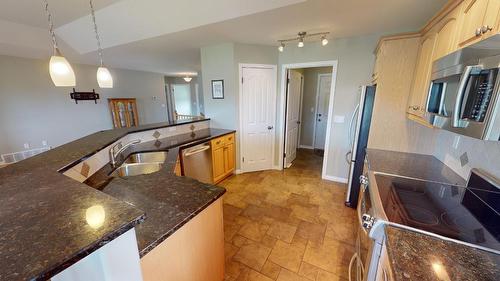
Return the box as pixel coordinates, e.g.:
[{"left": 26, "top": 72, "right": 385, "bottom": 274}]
[
  {"left": 359, "top": 175, "right": 368, "bottom": 185},
  {"left": 362, "top": 213, "right": 375, "bottom": 230}
]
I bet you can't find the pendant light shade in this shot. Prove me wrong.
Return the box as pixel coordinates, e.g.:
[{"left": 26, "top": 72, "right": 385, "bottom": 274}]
[
  {"left": 49, "top": 49, "right": 76, "bottom": 87},
  {"left": 97, "top": 67, "right": 113, "bottom": 88},
  {"left": 183, "top": 77, "right": 192, "bottom": 82},
  {"left": 44, "top": 0, "right": 76, "bottom": 87},
  {"left": 90, "top": 0, "right": 113, "bottom": 88}
]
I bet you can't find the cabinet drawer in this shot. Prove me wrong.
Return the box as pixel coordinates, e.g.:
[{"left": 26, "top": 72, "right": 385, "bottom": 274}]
[
  {"left": 211, "top": 137, "right": 225, "bottom": 150},
  {"left": 224, "top": 133, "right": 235, "bottom": 145}
]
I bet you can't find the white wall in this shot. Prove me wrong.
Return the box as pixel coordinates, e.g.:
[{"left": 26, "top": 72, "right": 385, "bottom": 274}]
[
  {"left": 201, "top": 43, "right": 278, "bottom": 169},
  {"left": 278, "top": 35, "right": 380, "bottom": 181},
  {"left": 0, "top": 55, "right": 167, "bottom": 156}
]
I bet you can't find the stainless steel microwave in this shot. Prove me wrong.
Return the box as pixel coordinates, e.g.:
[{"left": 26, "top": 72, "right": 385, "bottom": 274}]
[{"left": 425, "top": 35, "right": 500, "bottom": 141}]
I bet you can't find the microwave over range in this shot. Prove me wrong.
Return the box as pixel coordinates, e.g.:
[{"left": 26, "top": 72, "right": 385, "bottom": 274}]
[{"left": 424, "top": 34, "right": 500, "bottom": 141}]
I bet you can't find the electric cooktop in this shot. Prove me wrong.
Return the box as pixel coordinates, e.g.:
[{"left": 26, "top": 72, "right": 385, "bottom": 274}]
[{"left": 374, "top": 171, "right": 500, "bottom": 253}]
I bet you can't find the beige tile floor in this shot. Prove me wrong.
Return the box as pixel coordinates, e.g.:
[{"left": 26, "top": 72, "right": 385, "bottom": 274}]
[{"left": 219, "top": 149, "right": 358, "bottom": 281}]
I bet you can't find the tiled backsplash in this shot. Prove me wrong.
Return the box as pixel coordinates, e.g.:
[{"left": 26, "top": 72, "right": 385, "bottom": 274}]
[
  {"left": 63, "top": 120, "right": 210, "bottom": 182},
  {"left": 432, "top": 129, "right": 500, "bottom": 181}
]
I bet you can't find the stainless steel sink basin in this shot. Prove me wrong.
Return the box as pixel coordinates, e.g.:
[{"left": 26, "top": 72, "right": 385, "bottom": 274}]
[
  {"left": 124, "top": 151, "right": 168, "bottom": 164},
  {"left": 111, "top": 163, "right": 163, "bottom": 177}
]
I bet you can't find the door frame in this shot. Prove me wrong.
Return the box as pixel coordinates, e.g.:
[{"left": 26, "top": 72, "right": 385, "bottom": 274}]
[
  {"left": 278, "top": 60, "right": 338, "bottom": 181},
  {"left": 312, "top": 73, "right": 333, "bottom": 149},
  {"left": 238, "top": 63, "right": 278, "bottom": 173}
]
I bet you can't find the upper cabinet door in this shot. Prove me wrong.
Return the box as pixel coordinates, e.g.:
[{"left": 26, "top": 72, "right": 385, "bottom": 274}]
[
  {"left": 458, "top": 0, "right": 489, "bottom": 46},
  {"left": 408, "top": 33, "right": 437, "bottom": 117},
  {"left": 433, "top": 8, "right": 460, "bottom": 60},
  {"left": 483, "top": 0, "right": 500, "bottom": 37}
]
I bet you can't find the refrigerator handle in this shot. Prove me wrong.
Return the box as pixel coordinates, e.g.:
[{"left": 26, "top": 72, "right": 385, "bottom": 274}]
[
  {"left": 345, "top": 151, "right": 352, "bottom": 164},
  {"left": 348, "top": 104, "right": 360, "bottom": 148}
]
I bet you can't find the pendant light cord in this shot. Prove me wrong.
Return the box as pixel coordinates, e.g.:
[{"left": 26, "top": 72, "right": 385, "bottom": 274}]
[
  {"left": 43, "top": 0, "right": 58, "bottom": 52},
  {"left": 89, "top": 0, "right": 104, "bottom": 66}
]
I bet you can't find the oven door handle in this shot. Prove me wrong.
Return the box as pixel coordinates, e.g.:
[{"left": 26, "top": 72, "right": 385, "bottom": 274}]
[{"left": 453, "top": 65, "right": 481, "bottom": 127}]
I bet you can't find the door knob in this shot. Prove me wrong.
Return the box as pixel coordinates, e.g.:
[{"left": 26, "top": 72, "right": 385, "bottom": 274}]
[
  {"left": 482, "top": 25, "right": 493, "bottom": 34},
  {"left": 267, "top": 126, "right": 273, "bottom": 130}
]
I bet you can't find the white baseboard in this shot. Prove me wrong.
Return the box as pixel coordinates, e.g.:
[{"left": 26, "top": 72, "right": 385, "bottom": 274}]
[
  {"left": 272, "top": 165, "right": 282, "bottom": 170},
  {"left": 235, "top": 169, "right": 244, "bottom": 174},
  {"left": 322, "top": 175, "right": 348, "bottom": 184},
  {"left": 299, "top": 145, "right": 314, "bottom": 149}
]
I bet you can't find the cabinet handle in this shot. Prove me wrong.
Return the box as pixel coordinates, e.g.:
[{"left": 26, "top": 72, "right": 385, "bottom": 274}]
[
  {"left": 482, "top": 25, "right": 493, "bottom": 34},
  {"left": 228, "top": 137, "right": 232, "bottom": 141},
  {"left": 216, "top": 140, "right": 221, "bottom": 145},
  {"left": 475, "top": 27, "right": 482, "bottom": 36},
  {"left": 411, "top": 105, "right": 420, "bottom": 111}
]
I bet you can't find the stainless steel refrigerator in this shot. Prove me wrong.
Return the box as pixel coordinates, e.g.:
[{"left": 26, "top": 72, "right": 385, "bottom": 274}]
[{"left": 345, "top": 85, "right": 376, "bottom": 208}]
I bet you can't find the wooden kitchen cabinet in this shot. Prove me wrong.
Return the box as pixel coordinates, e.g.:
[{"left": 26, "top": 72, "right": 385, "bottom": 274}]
[
  {"left": 211, "top": 133, "right": 235, "bottom": 183},
  {"left": 407, "top": 33, "right": 437, "bottom": 118},
  {"left": 457, "top": 0, "right": 499, "bottom": 47},
  {"left": 433, "top": 7, "right": 460, "bottom": 60}
]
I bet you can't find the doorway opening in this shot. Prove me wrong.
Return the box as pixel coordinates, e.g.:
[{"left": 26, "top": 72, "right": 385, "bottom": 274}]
[
  {"left": 279, "top": 61, "right": 338, "bottom": 180},
  {"left": 164, "top": 76, "right": 204, "bottom": 122}
]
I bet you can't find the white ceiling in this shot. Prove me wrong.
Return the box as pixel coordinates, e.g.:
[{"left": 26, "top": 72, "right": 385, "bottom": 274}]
[{"left": 0, "top": 0, "right": 447, "bottom": 76}]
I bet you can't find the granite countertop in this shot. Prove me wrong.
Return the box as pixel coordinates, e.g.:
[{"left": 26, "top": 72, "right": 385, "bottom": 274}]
[
  {"left": 0, "top": 119, "right": 228, "bottom": 280},
  {"left": 86, "top": 128, "right": 233, "bottom": 255},
  {"left": 366, "top": 148, "right": 466, "bottom": 185},
  {"left": 385, "top": 226, "right": 500, "bottom": 281}
]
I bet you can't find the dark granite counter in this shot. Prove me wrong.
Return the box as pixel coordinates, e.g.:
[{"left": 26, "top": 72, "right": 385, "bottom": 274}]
[
  {"left": 86, "top": 128, "right": 234, "bottom": 255},
  {"left": 0, "top": 119, "right": 228, "bottom": 280},
  {"left": 385, "top": 226, "right": 500, "bottom": 281},
  {"left": 366, "top": 148, "right": 466, "bottom": 185}
]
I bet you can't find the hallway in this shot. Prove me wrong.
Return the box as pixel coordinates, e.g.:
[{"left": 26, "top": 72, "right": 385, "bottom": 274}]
[{"left": 221, "top": 149, "right": 357, "bottom": 281}]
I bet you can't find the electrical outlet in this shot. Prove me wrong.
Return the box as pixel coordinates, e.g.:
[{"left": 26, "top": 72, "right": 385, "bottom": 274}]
[{"left": 23, "top": 143, "right": 30, "bottom": 149}]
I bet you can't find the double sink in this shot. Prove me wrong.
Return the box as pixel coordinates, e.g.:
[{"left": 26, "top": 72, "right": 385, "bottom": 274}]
[{"left": 111, "top": 151, "right": 168, "bottom": 177}]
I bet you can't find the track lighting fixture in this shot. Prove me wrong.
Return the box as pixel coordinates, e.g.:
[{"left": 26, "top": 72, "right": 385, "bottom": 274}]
[
  {"left": 277, "top": 31, "right": 329, "bottom": 51},
  {"left": 278, "top": 42, "right": 285, "bottom": 52},
  {"left": 321, "top": 36, "right": 329, "bottom": 46}
]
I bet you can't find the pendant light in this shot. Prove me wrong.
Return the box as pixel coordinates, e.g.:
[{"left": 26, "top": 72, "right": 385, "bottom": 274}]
[
  {"left": 43, "top": 0, "right": 76, "bottom": 87},
  {"left": 90, "top": 0, "right": 113, "bottom": 88}
]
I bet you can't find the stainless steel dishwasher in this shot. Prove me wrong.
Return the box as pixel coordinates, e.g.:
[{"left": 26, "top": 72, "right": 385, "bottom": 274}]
[{"left": 181, "top": 142, "right": 213, "bottom": 184}]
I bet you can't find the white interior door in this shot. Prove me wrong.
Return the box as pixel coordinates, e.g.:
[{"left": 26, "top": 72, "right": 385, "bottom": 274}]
[
  {"left": 314, "top": 74, "right": 332, "bottom": 150},
  {"left": 284, "top": 70, "right": 303, "bottom": 167},
  {"left": 241, "top": 66, "right": 276, "bottom": 172}
]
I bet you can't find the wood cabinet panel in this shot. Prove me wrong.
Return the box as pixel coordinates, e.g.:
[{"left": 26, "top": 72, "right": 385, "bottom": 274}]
[
  {"left": 433, "top": 8, "right": 460, "bottom": 60},
  {"left": 407, "top": 33, "right": 437, "bottom": 117},
  {"left": 212, "top": 147, "right": 225, "bottom": 182},
  {"left": 223, "top": 142, "right": 235, "bottom": 174},
  {"left": 483, "top": 0, "right": 500, "bottom": 37},
  {"left": 211, "top": 133, "right": 235, "bottom": 183},
  {"left": 141, "top": 198, "right": 224, "bottom": 281},
  {"left": 457, "top": 0, "right": 489, "bottom": 46}
]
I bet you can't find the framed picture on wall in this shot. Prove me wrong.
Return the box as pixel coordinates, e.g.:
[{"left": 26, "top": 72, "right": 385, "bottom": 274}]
[{"left": 211, "top": 80, "right": 224, "bottom": 99}]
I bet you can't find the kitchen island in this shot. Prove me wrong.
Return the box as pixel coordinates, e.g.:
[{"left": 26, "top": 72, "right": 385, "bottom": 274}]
[{"left": 0, "top": 118, "right": 231, "bottom": 280}]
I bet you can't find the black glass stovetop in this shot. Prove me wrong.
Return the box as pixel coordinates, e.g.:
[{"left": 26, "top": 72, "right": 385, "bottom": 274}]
[{"left": 375, "top": 174, "right": 500, "bottom": 252}]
